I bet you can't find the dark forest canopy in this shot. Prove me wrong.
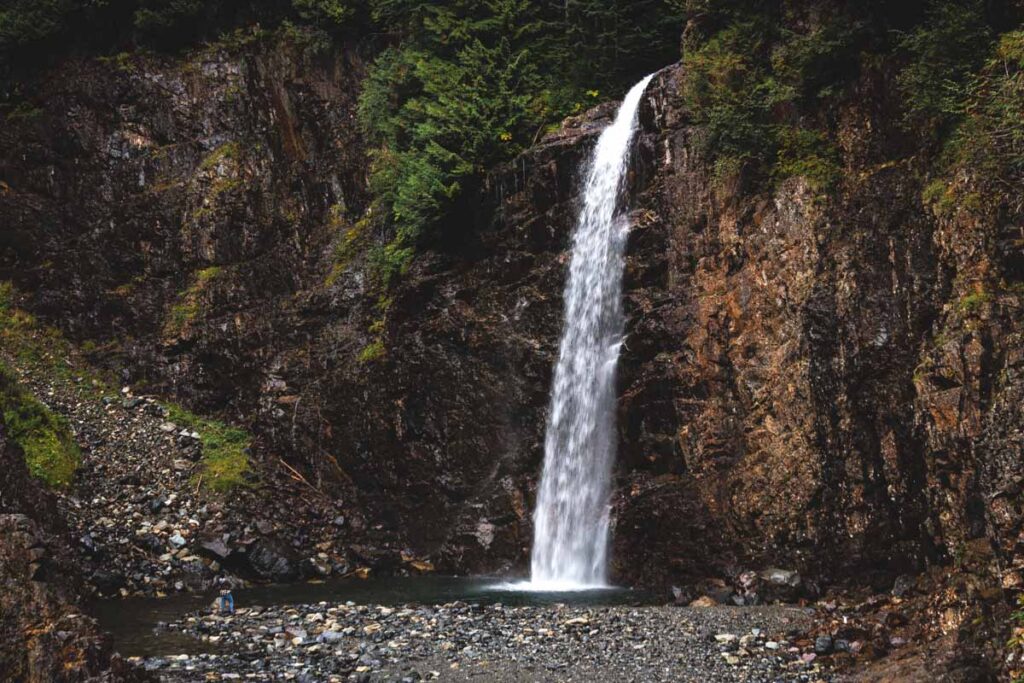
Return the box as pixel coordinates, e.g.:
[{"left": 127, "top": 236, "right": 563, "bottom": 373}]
[
  {"left": 1, "top": 0, "right": 1022, "bottom": 282},
  {"left": 0, "top": 0, "right": 685, "bottom": 281}
]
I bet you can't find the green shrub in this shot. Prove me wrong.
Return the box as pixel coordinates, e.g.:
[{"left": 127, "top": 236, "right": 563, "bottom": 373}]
[
  {"left": 0, "top": 0, "right": 74, "bottom": 53},
  {"left": 774, "top": 125, "right": 841, "bottom": 192},
  {"left": 949, "top": 31, "right": 1024, "bottom": 185},
  {"left": 897, "top": 0, "right": 993, "bottom": 134},
  {"left": 919, "top": 27, "right": 1024, "bottom": 217},
  {"left": 682, "top": 17, "right": 779, "bottom": 167},
  {"left": 358, "top": 0, "right": 683, "bottom": 285},
  {"left": 771, "top": 20, "right": 862, "bottom": 103},
  {"left": 680, "top": 7, "right": 849, "bottom": 193},
  {"left": 358, "top": 18, "right": 549, "bottom": 270},
  {"left": 292, "top": 0, "right": 356, "bottom": 29}
]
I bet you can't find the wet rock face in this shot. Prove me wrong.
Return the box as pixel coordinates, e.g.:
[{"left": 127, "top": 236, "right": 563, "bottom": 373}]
[
  {"left": 0, "top": 36, "right": 572, "bottom": 577},
  {"left": 606, "top": 63, "right": 1023, "bottom": 608},
  {"left": 601, "top": 64, "right": 1020, "bottom": 673},
  {"left": 609, "top": 65, "right": 946, "bottom": 586},
  {"left": 0, "top": 36, "right": 600, "bottom": 579}
]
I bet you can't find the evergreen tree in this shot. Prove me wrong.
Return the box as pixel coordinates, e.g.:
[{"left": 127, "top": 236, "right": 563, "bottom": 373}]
[
  {"left": 359, "top": 0, "right": 555, "bottom": 281},
  {"left": 358, "top": 0, "right": 683, "bottom": 282}
]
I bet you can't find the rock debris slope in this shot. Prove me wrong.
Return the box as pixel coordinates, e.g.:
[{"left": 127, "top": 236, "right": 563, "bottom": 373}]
[{"left": 0, "top": 412, "right": 148, "bottom": 681}]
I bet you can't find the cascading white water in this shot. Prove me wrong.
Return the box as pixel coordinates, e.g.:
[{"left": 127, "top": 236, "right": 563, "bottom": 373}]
[{"left": 528, "top": 74, "right": 654, "bottom": 590}]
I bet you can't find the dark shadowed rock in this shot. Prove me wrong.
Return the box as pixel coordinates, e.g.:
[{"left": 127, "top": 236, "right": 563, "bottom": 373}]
[
  {"left": 198, "top": 537, "right": 232, "bottom": 561},
  {"left": 91, "top": 569, "right": 127, "bottom": 596},
  {"left": 243, "top": 538, "right": 303, "bottom": 582}
]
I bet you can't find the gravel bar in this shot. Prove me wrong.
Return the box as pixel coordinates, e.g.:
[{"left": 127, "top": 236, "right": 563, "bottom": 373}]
[{"left": 140, "top": 601, "right": 835, "bottom": 682}]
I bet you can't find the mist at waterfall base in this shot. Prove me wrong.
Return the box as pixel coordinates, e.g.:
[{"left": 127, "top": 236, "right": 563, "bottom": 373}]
[{"left": 505, "top": 74, "right": 655, "bottom": 594}]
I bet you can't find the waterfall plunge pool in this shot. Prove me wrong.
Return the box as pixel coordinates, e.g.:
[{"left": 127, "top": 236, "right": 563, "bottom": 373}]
[{"left": 93, "top": 575, "right": 656, "bottom": 657}]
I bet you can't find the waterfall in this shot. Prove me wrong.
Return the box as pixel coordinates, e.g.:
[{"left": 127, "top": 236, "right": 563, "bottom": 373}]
[{"left": 529, "top": 74, "right": 654, "bottom": 589}]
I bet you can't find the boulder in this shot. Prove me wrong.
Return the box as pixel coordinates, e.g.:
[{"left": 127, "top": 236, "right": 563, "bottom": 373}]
[
  {"left": 758, "top": 568, "right": 803, "bottom": 602},
  {"left": 243, "top": 538, "right": 304, "bottom": 582},
  {"left": 198, "top": 537, "right": 232, "bottom": 561}
]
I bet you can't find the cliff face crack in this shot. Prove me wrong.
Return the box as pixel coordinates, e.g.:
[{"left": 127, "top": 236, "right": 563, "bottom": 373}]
[{"left": 529, "top": 75, "right": 654, "bottom": 589}]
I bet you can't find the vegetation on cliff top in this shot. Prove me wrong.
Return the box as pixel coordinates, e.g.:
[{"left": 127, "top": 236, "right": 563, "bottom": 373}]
[
  {"left": 680, "top": 7, "right": 850, "bottom": 191},
  {"left": 676, "top": 0, "right": 1023, "bottom": 218},
  {"left": 156, "top": 0, "right": 1020, "bottom": 262},
  {"left": 0, "top": 0, "right": 360, "bottom": 58},
  {"left": 919, "top": 25, "right": 1024, "bottom": 218},
  {"left": 301, "top": 0, "right": 678, "bottom": 353},
  {"left": 357, "top": 0, "right": 684, "bottom": 283},
  {"left": 3, "top": 1, "right": 1022, "bottom": 256}
]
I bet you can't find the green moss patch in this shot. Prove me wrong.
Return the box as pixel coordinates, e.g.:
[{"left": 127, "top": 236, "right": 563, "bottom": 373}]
[
  {"left": 357, "top": 339, "right": 385, "bottom": 364},
  {"left": 200, "top": 141, "right": 241, "bottom": 171},
  {"left": 0, "top": 363, "right": 80, "bottom": 487},
  {"left": 958, "top": 289, "right": 994, "bottom": 314},
  {"left": 163, "top": 403, "right": 253, "bottom": 492},
  {"left": 164, "top": 266, "right": 222, "bottom": 337}
]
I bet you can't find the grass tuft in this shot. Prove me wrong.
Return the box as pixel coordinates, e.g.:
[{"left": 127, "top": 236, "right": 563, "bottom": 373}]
[
  {"left": 163, "top": 403, "right": 253, "bottom": 492},
  {"left": 0, "top": 363, "right": 80, "bottom": 487},
  {"left": 164, "top": 266, "right": 222, "bottom": 337},
  {"left": 357, "top": 340, "right": 385, "bottom": 364}
]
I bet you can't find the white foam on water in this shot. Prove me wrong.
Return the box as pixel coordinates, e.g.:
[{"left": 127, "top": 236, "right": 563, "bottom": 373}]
[{"left": 487, "top": 579, "right": 611, "bottom": 593}]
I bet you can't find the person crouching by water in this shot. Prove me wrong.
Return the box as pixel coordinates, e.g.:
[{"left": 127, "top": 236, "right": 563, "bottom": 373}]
[{"left": 216, "top": 577, "right": 234, "bottom": 614}]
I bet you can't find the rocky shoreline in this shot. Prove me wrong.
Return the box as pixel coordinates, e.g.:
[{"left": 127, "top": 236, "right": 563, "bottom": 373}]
[{"left": 138, "top": 601, "right": 835, "bottom": 682}]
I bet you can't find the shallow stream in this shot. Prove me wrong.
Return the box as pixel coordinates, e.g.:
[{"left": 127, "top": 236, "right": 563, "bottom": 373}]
[{"left": 92, "top": 575, "right": 655, "bottom": 657}]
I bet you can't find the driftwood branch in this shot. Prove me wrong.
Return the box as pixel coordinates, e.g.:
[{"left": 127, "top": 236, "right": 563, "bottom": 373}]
[{"left": 278, "top": 457, "right": 325, "bottom": 497}]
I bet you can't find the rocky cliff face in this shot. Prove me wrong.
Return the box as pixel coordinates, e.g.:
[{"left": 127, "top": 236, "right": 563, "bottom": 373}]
[
  {"left": 2, "top": 34, "right": 1021, "bottom": 676},
  {"left": 0, "top": 416, "right": 145, "bottom": 681},
  {"left": 618, "top": 62, "right": 1022, "bottom": 591},
  {"left": 1, "top": 35, "right": 581, "bottom": 575},
  {"left": 613, "top": 64, "right": 1021, "bottom": 674}
]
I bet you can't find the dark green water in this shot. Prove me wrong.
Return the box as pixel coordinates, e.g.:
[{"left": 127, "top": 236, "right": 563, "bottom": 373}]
[{"left": 92, "top": 575, "right": 655, "bottom": 657}]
